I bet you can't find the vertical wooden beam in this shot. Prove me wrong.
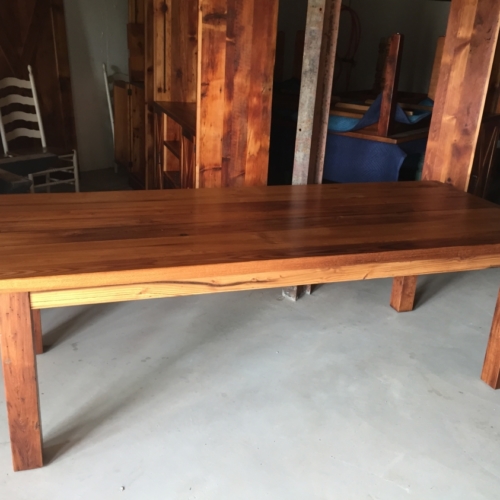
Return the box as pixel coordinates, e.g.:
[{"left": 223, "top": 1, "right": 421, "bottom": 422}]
[
  {"left": 31, "top": 309, "right": 43, "bottom": 355},
  {"left": 286, "top": 0, "right": 341, "bottom": 300},
  {"left": 144, "top": 0, "right": 155, "bottom": 189},
  {"left": 390, "top": 276, "right": 418, "bottom": 313},
  {"left": 422, "top": 0, "right": 500, "bottom": 191},
  {"left": 196, "top": 0, "right": 227, "bottom": 189},
  {"left": 197, "top": 0, "right": 278, "bottom": 188},
  {"left": 243, "top": 0, "right": 279, "bottom": 187},
  {"left": 292, "top": 0, "right": 342, "bottom": 185},
  {"left": 0, "top": 293, "right": 43, "bottom": 471},
  {"left": 377, "top": 34, "right": 404, "bottom": 138},
  {"left": 481, "top": 289, "right": 500, "bottom": 389}
]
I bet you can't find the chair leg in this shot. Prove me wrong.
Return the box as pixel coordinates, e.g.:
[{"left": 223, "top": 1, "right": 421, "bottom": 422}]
[
  {"left": 28, "top": 174, "right": 35, "bottom": 193},
  {"left": 45, "top": 173, "right": 50, "bottom": 193},
  {"left": 73, "top": 150, "right": 80, "bottom": 192}
]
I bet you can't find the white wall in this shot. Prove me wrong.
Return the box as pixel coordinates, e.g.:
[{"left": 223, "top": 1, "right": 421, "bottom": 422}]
[
  {"left": 278, "top": 0, "right": 450, "bottom": 95},
  {"left": 64, "top": 0, "right": 129, "bottom": 172}
]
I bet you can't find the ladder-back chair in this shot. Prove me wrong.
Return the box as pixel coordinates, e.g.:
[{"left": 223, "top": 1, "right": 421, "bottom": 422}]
[{"left": 0, "top": 66, "right": 79, "bottom": 192}]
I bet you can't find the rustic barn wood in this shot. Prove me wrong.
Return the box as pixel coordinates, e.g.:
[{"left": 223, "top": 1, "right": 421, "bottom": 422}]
[
  {"left": 144, "top": 0, "right": 156, "bottom": 189},
  {"left": 144, "top": 0, "right": 278, "bottom": 189},
  {"left": 1, "top": 181, "right": 500, "bottom": 471},
  {"left": 422, "top": 0, "right": 500, "bottom": 191},
  {"left": 292, "top": 0, "right": 342, "bottom": 185}
]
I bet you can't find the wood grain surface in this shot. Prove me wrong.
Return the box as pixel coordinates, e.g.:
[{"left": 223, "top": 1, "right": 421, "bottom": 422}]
[
  {"left": 30, "top": 309, "right": 43, "bottom": 355},
  {"left": 390, "top": 276, "right": 418, "bottom": 312},
  {"left": 0, "top": 182, "right": 499, "bottom": 303},
  {"left": 0, "top": 293, "right": 43, "bottom": 471},
  {"left": 422, "top": 0, "right": 500, "bottom": 191}
]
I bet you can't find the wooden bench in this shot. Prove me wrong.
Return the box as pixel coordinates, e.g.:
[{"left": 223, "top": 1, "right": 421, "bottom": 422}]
[{"left": 1, "top": 181, "right": 500, "bottom": 472}]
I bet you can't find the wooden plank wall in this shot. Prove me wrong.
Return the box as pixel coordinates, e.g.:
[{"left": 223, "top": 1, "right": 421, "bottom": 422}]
[
  {"left": 144, "top": 0, "right": 156, "bottom": 188},
  {"left": 169, "top": 0, "right": 198, "bottom": 102},
  {"left": 197, "top": 0, "right": 279, "bottom": 188},
  {"left": 422, "top": 0, "right": 500, "bottom": 191}
]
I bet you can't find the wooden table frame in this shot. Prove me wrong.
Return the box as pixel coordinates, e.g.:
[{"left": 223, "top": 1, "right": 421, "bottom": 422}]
[{"left": 1, "top": 181, "right": 500, "bottom": 472}]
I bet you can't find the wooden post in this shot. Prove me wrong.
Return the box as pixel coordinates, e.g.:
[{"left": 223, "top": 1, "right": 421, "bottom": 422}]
[
  {"left": 144, "top": 0, "right": 155, "bottom": 189},
  {"left": 377, "top": 34, "right": 404, "bottom": 137},
  {"left": 422, "top": 0, "right": 500, "bottom": 191},
  {"left": 0, "top": 293, "right": 43, "bottom": 471},
  {"left": 285, "top": 0, "right": 341, "bottom": 300},
  {"left": 481, "top": 290, "right": 500, "bottom": 389},
  {"left": 292, "top": 0, "right": 342, "bottom": 185}
]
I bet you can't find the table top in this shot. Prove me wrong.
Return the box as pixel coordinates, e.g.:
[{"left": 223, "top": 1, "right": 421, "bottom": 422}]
[{"left": 1, "top": 181, "right": 500, "bottom": 295}]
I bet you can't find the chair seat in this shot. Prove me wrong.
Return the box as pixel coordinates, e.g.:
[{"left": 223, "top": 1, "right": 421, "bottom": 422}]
[
  {"left": 8, "top": 146, "right": 74, "bottom": 157},
  {"left": 0, "top": 153, "right": 59, "bottom": 176}
]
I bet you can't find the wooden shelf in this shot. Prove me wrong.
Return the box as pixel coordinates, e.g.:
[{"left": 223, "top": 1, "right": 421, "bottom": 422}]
[
  {"left": 163, "top": 171, "right": 181, "bottom": 189},
  {"left": 154, "top": 101, "right": 197, "bottom": 136},
  {"left": 165, "top": 140, "right": 181, "bottom": 158}
]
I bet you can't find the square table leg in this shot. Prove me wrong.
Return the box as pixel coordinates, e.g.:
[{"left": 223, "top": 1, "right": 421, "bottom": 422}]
[
  {"left": 481, "top": 289, "right": 500, "bottom": 389},
  {"left": 0, "top": 293, "right": 43, "bottom": 471},
  {"left": 390, "top": 276, "right": 418, "bottom": 312},
  {"left": 31, "top": 309, "right": 44, "bottom": 355}
]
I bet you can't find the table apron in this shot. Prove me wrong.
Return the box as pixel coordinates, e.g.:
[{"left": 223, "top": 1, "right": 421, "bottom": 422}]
[{"left": 29, "top": 256, "right": 500, "bottom": 309}]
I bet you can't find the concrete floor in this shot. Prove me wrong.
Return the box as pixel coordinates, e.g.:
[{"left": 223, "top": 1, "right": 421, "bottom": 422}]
[{"left": 1, "top": 269, "right": 499, "bottom": 499}]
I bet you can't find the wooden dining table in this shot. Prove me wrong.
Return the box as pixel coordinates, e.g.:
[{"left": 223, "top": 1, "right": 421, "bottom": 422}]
[{"left": 1, "top": 181, "right": 500, "bottom": 472}]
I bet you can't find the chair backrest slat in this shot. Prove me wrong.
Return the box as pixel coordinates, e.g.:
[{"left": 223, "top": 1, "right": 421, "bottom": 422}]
[
  {"left": 2, "top": 110, "right": 39, "bottom": 125},
  {"left": 0, "top": 77, "right": 32, "bottom": 91},
  {"left": 5, "top": 128, "right": 42, "bottom": 142},
  {"left": 0, "top": 94, "right": 36, "bottom": 109}
]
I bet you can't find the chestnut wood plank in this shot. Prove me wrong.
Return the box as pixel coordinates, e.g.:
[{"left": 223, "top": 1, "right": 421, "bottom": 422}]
[
  {"left": 0, "top": 293, "right": 43, "bottom": 471},
  {"left": 422, "top": 0, "right": 500, "bottom": 191},
  {"left": 482, "top": 290, "right": 500, "bottom": 389},
  {"left": 0, "top": 182, "right": 499, "bottom": 298},
  {"left": 197, "top": 0, "right": 278, "bottom": 188}
]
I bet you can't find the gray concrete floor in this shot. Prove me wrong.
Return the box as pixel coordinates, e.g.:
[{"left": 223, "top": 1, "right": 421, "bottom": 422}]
[{"left": 1, "top": 269, "right": 499, "bottom": 499}]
